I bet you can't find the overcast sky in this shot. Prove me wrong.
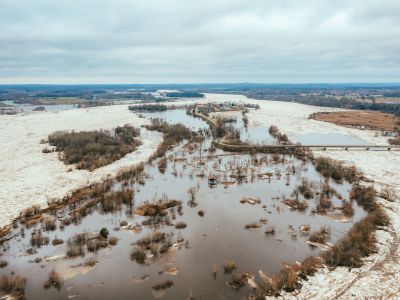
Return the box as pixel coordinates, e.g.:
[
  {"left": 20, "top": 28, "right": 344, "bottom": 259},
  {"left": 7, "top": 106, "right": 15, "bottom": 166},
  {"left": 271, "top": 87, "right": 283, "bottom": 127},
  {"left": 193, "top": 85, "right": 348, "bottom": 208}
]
[{"left": 0, "top": 0, "right": 399, "bottom": 84}]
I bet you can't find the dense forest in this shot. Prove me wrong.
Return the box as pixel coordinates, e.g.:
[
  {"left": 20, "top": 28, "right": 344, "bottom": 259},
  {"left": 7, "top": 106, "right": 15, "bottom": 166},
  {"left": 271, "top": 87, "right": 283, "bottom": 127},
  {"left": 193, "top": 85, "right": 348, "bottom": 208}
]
[
  {"left": 165, "top": 92, "right": 204, "bottom": 98},
  {"left": 128, "top": 104, "right": 168, "bottom": 112},
  {"left": 47, "top": 124, "right": 141, "bottom": 170}
]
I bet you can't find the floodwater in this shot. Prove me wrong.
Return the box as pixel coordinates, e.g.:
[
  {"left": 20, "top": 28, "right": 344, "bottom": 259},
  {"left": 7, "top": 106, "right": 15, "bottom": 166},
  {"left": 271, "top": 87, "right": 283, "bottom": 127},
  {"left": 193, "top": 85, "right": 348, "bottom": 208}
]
[
  {"left": 0, "top": 110, "right": 368, "bottom": 299},
  {"left": 294, "top": 133, "right": 373, "bottom": 146},
  {"left": 210, "top": 110, "right": 276, "bottom": 145}
]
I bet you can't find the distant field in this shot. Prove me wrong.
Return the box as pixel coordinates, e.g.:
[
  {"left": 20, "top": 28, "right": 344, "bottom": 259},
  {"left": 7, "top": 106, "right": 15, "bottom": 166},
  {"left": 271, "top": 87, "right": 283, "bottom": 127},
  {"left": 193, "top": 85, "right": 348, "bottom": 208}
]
[
  {"left": 310, "top": 110, "right": 399, "bottom": 131},
  {"left": 375, "top": 97, "right": 400, "bottom": 104},
  {"left": 32, "top": 97, "right": 89, "bottom": 105}
]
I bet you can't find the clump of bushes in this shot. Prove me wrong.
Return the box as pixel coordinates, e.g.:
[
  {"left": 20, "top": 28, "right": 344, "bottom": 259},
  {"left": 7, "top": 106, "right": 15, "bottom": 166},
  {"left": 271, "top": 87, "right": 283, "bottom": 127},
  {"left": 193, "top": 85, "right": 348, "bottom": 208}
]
[
  {"left": 245, "top": 223, "right": 262, "bottom": 230},
  {"left": 108, "top": 237, "right": 118, "bottom": 246},
  {"left": 43, "top": 269, "right": 63, "bottom": 290},
  {"left": 308, "top": 227, "right": 330, "bottom": 244},
  {"left": 136, "top": 232, "right": 166, "bottom": 247},
  {"left": 342, "top": 201, "right": 354, "bottom": 217},
  {"left": 324, "top": 206, "right": 389, "bottom": 268},
  {"left": 48, "top": 124, "right": 141, "bottom": 170},
  {"left": 145, "top": 119, "right": 200, "bottom": 163},
  {"left": 0, "top": 275, "right": 26, "bottom": 297},
  {"left": 265, "top": 226, "right": 276, "bottom": 235},
  {"left": 158, "top": 157, "right": 168, "bottom": 173},
  {"left": 282, "top": 199, "right": 308, "bottom": 211},
  {"left": 30, "top": 230, "right": 50, "bottom": 247},
  {"left": 350, "top": 185, "right": 376, "bottom": 211},
  {"left": 228, "top": 272, "right": 249, "bottom": 290},
  {"left": 43, "top": 217, "right": 57, "bottom": 231},
  {"left": 0, "top": 260, "right": 8, "bottom": 268},
  {"left": 296, "top": 179, "right": 314, "bottom": 199},
  {"left": 85, "top": 257, "right": 97, "bottom": 267},
  {"left": 51, "top": 238, "right": 64, "bottom": 246},
  {"left": 135, "top": 199, "right": 181, "bottom": 217},
  {"left": 66, "top": 244, "right": 85, "bottom": 258},
  {"left": 274, "top": 266, "right": 299, "bottom": 292},
  {"left": 316, "top": 197, "right": 332, "bottom": 214},
  {"left": 66, "top": 232, "right": 91, "bottom": 257},
  {"left": 130, "top": 247, "right": 146, "bottom": 264},
  {"left": 299, "top": 257, "right": 323, "bottom": 277},
  {"left": 99, "top": 228, "right": 109, "bottom": 239},
  {"left": 198, "top": 210, "right": 205, "bottom": 217},
  {"left": 152, "top": 280, "right": 174, "bottom": 291},
  {"left": 101, "top": 189, "right": 133, "bottom": 213},
  {"left": 174, "top": 222, "right": 187, "bottom": 229},
  {"left": 315, "top": 158, "right": 358, "bottom": 183}
]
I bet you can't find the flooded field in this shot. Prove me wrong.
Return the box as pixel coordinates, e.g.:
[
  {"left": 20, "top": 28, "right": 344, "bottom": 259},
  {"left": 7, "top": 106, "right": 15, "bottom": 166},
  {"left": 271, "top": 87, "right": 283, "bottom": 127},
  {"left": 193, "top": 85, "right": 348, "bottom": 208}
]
[{"left": 0, "top": 110, "right": 368, "bottom": 299}]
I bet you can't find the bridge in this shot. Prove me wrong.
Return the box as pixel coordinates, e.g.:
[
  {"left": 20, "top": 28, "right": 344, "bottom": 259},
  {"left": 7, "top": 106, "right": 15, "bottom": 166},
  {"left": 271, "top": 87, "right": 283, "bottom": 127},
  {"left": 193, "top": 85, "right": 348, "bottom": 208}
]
[
  {"left": 187, "top": 110, "right": 400, "bottom": 152},
  {"left": 213, "top": 139, "right": 400, "bottom": 153}
]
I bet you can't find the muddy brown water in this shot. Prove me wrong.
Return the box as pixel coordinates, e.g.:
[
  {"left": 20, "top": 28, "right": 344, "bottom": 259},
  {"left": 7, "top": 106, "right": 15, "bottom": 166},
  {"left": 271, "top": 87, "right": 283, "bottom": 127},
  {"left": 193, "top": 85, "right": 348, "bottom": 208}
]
[{"left": 0, "top": 110, "right": 367, "bottom": 299}]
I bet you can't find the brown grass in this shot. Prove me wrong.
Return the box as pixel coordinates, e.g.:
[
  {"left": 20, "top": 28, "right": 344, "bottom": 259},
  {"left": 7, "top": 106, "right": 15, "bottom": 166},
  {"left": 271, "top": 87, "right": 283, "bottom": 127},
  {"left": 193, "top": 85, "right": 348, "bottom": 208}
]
[{"left": 310, "top": 111, "right": 399, "bottom": 131}]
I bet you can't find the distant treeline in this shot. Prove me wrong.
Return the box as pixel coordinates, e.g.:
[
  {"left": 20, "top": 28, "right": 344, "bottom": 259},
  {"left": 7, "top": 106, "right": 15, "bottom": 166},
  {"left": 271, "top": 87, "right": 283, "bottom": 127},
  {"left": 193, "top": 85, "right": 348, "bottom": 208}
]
[
  {"left": 47, "top": 124, "right": 141, "bottom": 170},
  {"left": 165, "top": 92, "right": 204, "bottom": 98},
  {"left": 245, "top": 92, "right": 400, "bottom": 116},
  {"left": 129, "top": 104, "right": 168, "bottom": 112}
]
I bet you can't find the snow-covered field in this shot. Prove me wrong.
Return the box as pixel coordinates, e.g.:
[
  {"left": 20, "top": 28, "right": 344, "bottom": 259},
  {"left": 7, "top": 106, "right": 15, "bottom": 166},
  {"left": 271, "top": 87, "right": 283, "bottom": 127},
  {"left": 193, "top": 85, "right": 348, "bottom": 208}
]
[{"left": 0, "top": 105, "right": 162, "bottom": 227}]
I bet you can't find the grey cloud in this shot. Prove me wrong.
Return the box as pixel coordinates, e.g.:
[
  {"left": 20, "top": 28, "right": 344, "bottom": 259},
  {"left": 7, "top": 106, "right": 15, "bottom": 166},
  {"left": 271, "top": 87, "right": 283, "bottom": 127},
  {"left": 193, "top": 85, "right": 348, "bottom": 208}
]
[{"left": 0, "top": 0, "right": 399, "bottom": 83}]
